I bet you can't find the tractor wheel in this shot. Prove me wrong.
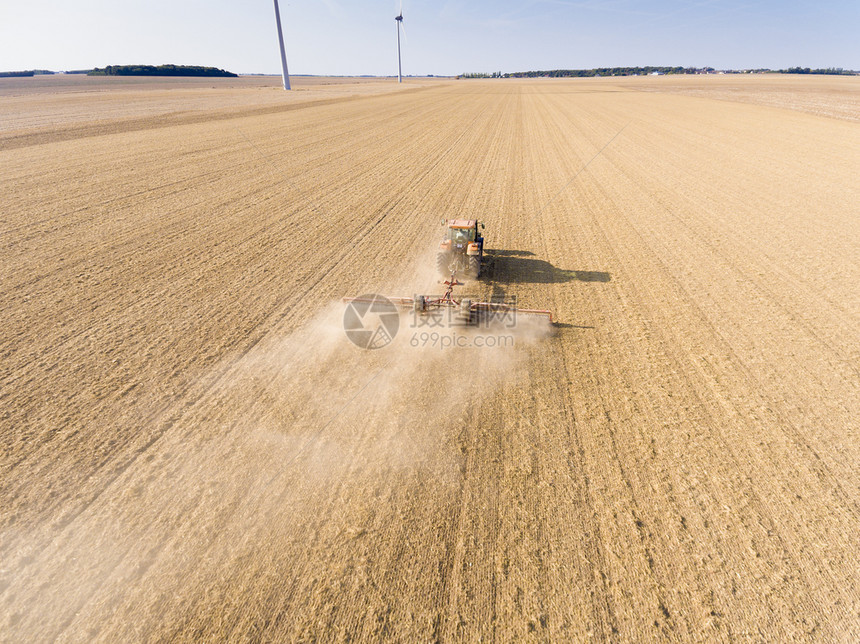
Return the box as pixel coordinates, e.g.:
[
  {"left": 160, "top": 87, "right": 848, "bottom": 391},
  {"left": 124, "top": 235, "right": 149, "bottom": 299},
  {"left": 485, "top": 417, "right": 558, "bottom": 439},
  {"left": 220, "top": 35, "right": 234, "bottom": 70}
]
[
  {"left": 413, "top": 295, "right": 425, "bottom": 314},
  {"left": 436, "top": 253, "right": 450, "bottom": 276},
  {"left": 468, "top": 256, "right": 481, "bottom": 279}
]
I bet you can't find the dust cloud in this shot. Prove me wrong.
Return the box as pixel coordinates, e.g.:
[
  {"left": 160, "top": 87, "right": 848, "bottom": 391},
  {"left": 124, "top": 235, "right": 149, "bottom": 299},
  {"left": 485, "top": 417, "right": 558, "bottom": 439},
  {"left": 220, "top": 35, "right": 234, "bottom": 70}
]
[{"left": 0, "top": 291, "right": 552, "bottom": 640}]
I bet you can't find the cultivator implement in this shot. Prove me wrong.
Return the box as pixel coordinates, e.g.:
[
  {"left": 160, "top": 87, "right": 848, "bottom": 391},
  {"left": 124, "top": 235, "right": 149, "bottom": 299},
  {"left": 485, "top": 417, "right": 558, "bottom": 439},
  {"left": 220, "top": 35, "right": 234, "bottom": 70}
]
[{"left": 343, "top": 274, "right": 553, "bottom": 327}]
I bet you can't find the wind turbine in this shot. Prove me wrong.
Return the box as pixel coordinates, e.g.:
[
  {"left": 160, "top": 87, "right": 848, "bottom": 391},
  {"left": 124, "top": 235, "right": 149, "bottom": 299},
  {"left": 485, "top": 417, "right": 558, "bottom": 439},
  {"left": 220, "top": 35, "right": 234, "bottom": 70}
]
[
  {"left": 273, "top": 0, "right": 291, "bottom": 90},
  {"left": 395, "top": 2, "right": 405, "bottom": 83}
]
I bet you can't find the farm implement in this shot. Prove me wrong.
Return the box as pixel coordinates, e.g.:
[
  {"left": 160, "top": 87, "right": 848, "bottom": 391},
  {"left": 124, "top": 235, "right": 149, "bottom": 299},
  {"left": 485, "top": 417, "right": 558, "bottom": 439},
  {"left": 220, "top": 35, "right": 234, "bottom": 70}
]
[
  {"left": 344, "top": 273, "right": 553, "bottom": 328},
  {"left": 342, "top": 219, "right": 553, "bottom": 335}
]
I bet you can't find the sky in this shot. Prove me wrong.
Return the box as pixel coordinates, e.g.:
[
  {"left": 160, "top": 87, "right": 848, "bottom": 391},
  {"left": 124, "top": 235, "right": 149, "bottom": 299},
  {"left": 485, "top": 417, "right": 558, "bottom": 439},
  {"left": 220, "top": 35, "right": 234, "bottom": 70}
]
[{"left": 1, "top": 1, "right": 858, "bottom": 76}]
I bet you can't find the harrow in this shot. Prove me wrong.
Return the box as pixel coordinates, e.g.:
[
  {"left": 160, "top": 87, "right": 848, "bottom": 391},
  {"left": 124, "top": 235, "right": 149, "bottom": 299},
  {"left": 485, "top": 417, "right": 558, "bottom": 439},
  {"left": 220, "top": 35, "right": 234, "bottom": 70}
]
[{"left": 344, "top": 273, "right": 553, "bottom": 327}]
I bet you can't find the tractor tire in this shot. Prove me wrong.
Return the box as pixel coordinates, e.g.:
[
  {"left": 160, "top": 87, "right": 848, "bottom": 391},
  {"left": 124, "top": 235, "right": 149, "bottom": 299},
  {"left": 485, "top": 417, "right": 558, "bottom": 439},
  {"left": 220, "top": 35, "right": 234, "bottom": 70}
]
[
  {"left": 413, "top": 295, "right": 425, "bottom": 313},
  {"left": 437, "top": 253, "right": 450, "bottom": 277},
  {"left": 468, "top": 256, "right": 481, "bottom": 279}
]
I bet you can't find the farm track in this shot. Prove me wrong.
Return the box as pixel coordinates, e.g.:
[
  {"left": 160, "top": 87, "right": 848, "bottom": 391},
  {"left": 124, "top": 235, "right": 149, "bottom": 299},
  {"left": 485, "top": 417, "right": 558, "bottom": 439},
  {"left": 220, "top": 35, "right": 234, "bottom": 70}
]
[{"left": 0, "top": 77, "right": 858, "bottom": 641}]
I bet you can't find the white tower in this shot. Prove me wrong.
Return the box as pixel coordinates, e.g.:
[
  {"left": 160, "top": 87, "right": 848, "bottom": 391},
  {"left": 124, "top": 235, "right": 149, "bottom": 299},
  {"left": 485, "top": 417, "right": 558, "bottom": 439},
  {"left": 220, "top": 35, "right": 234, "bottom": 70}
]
[
  {"left": 273, "top": 0, "right": 291, "bottom": 90},
  {"left": 395, "top": 10, "right": 403, "bottom": 82}
]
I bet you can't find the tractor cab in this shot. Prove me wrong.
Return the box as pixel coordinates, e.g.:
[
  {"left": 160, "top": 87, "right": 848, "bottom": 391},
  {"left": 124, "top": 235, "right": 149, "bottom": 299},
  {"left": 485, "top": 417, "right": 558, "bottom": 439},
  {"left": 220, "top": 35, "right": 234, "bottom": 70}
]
[
  {"left": 447, "top": 224, "right": 477, "bottom": 245},
  {"left": 438, "top": 219, "right": 484, "bottom": 278}
]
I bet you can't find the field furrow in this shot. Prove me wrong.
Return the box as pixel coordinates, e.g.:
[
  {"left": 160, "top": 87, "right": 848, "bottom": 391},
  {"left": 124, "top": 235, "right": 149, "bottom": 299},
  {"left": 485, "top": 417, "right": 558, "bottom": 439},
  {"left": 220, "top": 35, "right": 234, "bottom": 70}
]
[{"left": 1, "top": 75, "right": 858, "bottom": 642}]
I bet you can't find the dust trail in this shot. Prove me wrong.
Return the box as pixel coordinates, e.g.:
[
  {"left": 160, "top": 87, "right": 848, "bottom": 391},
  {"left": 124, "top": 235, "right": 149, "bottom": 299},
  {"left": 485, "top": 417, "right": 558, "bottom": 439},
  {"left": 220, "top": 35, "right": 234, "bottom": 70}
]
[
  {"left": 0, "top": 294, "right": 550, "bottom": 641},
  {"left": 0, "top": 211, "right": 550, "bottom": 640}
]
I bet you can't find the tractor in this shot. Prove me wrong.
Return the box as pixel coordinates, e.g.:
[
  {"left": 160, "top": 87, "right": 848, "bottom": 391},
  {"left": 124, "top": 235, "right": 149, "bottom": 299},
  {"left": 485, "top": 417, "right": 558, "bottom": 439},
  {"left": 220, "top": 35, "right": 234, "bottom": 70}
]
[
  {"left": 344, "top": 219, "right": 554, "bottom": 327},
  {"left": 437, "top": 219, "right": 484, "bottom": 279}
]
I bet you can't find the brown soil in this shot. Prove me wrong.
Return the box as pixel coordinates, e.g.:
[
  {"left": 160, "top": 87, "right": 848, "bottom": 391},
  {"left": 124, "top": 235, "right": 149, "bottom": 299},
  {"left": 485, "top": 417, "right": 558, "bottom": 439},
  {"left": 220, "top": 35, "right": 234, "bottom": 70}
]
[{"left": 1, "top": 75, "right": 858, "bottom": 642}]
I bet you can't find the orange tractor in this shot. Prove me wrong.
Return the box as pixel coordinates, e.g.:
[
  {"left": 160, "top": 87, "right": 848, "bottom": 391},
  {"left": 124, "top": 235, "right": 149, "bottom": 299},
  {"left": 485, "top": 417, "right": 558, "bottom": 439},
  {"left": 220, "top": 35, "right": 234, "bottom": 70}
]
[
  {"left": 437, "top": 219, "right": 484, "bottom": 279},
  {"left": 342, "top": 218, "right": 553, "bottom": 328}
]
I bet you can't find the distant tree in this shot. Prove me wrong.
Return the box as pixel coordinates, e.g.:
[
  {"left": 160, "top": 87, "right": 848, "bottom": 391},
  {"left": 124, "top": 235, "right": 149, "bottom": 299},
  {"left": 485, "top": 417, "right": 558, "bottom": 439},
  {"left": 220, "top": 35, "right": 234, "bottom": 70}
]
[
  {"left": 781, "top": 66, "right": 855, "bottom": 76},
  {"left": 476, "top": 65, "right": 856, "bottom": 80},
  {"left": 88, "top": 64, "right": 238, "bottom": 78}
]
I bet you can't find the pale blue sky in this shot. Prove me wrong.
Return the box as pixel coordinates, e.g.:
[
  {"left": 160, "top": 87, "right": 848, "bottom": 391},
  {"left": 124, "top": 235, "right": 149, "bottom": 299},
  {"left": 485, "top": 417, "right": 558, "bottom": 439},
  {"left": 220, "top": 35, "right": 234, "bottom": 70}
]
[{"left": 1, "top": 1, "right": 857, "bottom": 75}]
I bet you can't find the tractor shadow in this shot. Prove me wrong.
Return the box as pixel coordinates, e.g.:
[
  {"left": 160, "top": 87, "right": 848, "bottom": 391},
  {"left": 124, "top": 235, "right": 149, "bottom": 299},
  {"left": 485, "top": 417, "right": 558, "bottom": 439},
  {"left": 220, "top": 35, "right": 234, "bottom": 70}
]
[
  {"left": 486, "top": 249, "right": 536, "bottom": 257},
  {"left": 483, "top": 249, "right": 611, "bottom": 285}
]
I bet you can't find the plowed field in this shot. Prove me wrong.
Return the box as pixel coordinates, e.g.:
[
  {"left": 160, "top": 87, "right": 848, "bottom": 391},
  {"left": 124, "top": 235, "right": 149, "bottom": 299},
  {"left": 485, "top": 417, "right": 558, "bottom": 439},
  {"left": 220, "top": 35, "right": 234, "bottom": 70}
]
[{"left": 1, "top": 74, "right": 858, "bottom": 641}]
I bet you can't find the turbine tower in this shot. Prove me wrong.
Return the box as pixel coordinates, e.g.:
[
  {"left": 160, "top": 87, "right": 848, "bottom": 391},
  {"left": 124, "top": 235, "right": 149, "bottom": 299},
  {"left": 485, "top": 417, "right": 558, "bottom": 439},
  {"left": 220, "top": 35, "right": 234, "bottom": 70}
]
[
  {"left": 395, "top": 4, "right": 404, "bottom": 83},
  {"left": 273, "top": 0, "right": 291, "bottom": 90}
]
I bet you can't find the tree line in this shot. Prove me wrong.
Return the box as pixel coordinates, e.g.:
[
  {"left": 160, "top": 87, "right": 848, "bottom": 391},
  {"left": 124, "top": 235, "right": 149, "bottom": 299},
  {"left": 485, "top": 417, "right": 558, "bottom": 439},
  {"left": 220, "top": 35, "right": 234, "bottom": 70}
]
[
  {"left": 459, "top": 66, "right": 858, "bottom": 78},
  {"left": 502, "top": 66, "right": 705, "bottom": 77},
  {"left": 0, "top": 70, "right": 54, "bottom": 77},
  {"left": 780, "top": 67, "right": 854, "bottom": 75},
  {"left": 88, "top": 65, "right": 238, "bottom": 78}
]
